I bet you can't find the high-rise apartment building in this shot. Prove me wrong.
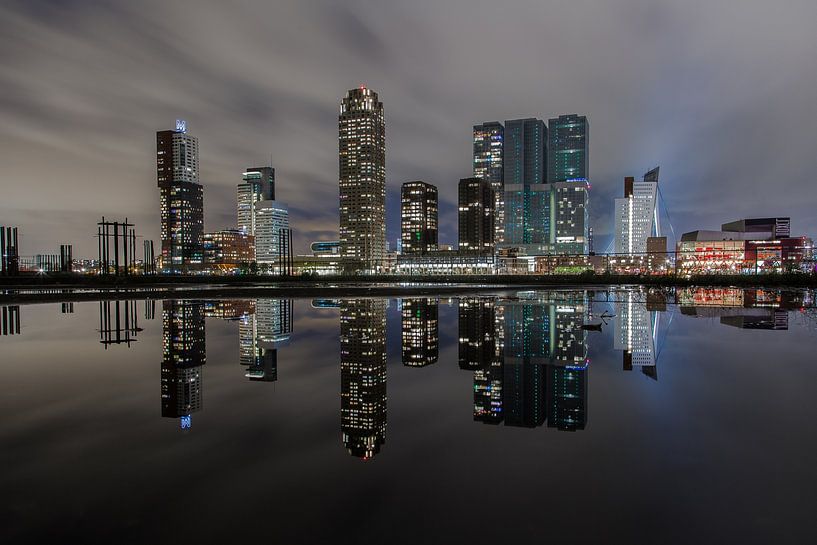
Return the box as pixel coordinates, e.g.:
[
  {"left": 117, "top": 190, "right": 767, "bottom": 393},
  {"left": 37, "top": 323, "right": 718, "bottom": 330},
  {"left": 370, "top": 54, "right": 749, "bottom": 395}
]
[
  {"left": 400, "top": 181, "right": 438, "bottom": 255},
  {"left": 339, "top": 87, "right": 386, "bottom": 271},
  {"left": 473, "top": 122, "right": 505, "bottom": 243},
  {"left": 458, "top": 177, "right": 494, "bottom": 253},
  {"left": 614, "top": 167, "right": 660, "bottom": 255},
  {"left": 156, "top": 120, "right": 204, "bottom": 271},
  {"left": 160, "top": 300, "right": 205, "bottom": 426},
  {"left": 237, "top": 167, "right": 275, "bottom": 236}
]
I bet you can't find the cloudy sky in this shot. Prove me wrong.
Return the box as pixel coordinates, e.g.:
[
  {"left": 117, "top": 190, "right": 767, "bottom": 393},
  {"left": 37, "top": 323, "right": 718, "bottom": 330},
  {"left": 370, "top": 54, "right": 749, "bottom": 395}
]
[{"left": 1, "top": 0, "right": 816, "bottom": 257}]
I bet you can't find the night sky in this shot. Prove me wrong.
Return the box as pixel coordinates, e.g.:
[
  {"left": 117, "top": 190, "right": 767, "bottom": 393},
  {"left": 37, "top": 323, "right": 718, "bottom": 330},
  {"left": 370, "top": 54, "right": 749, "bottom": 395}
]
[{"left": 1, "top": 0, "right": 816, "bottom": 258}]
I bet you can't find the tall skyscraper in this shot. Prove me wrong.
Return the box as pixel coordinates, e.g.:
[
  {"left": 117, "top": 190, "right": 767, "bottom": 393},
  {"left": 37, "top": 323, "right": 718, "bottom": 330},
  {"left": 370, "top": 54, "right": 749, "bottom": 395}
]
[
  {"left": 502, "top": 118, "right": 549, "bottom": 252},
  {"left": 548, "top": 114, "right": 590, "bottom": 255},
  {"left": 458, "top": 177, "right": 494, "bottom": 253},
  {"left": 547, "top": 114, "right": 588, "bottom": 183},
  {"left": 237, "top": 167, "right": 275, "bottom": 236},
  {"left": 473, "top": 122, "right": 505, "bottom": 243},
  {"left": 156, "top": 120, "right": 204, "bottom": 271},
  {"left": 340, "top": 299, "right": 387, "bottom": 459},
  {"left": 339, "top": 87, "right": 386, "bottom": 271},
  {"left": 614, "top": 167, "right": 660, "bottom": 255},
  {"left": 458, "top": 298, "right": 504, "bottom": 424},
  {"left": 160, "top": 300, "right": 205, "bottom": 428},
  {"left": 240, "top": 299, "right": 293, "bottom": 382},
  {"left": 401, "top": 298, "right": 439, "bottom": 367},
  {"left": 400, "top": 181, "right": 438, "bottom": 255}
]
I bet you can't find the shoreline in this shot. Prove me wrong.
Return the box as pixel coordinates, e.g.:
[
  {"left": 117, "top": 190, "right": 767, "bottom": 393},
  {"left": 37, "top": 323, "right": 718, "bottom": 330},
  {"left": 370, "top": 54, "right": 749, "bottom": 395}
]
[{"left": 1, "top": 273, "right": 815, "bottom": 305}]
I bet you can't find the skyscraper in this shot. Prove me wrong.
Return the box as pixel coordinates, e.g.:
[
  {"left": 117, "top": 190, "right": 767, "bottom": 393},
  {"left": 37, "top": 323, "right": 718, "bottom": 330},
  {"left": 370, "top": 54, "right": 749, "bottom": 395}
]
[
  {"left": 340, "top": 299, "right": 387, "bottom": 459},
  {"left": 458, "top": 177, "right": 494, "bottom": 253},
  {"left": 614, "top": 167, "right": 660, "bottom": 255},
  {"left": 237, "top": 167, "right": 275, "bottom": 236},
  {"left": 156, "top": 120, "right": 204, "bottom": 271},
  {"left": 400, "top": 181, "right": 438, "bottom": 255},
  {"left": 547, "top": 114, "right": 588, "bottom": 183},
  {"left": 339, "top": 87, "right": 386, "bottom": 271},
  {"left": 473, "top": 122, "right": 504, "bottom": 243},
  {"left": 548, "top": 115, "right": 590, "bottom": 255},
  {"left": 502, "top": 118, "right": 550, "bottom": 252}
]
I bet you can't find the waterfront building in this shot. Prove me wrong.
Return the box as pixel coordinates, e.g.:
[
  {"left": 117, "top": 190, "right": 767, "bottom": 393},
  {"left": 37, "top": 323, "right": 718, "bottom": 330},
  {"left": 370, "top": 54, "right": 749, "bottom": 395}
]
[
  {"left": 473, "top": 122, "right": 505, "bottom": 243},
  {"left": 503, "top": 118, "right": 548, "bottom": 252},
  {"left": 548, "top": 114, "right": 590, "bottom": 255},
  {"left": 254, "top": 201, "right": 290, "bottom": 266},
  {"left": 239, "top": 299, "right": 293, "bottom": 382},
  {"left": 340, "top": 299, "right": 387, "bottom": 459},
  {"left": 400, "top": 181, "right": 438, "bottom": 255},
  {"left": 458, "top": 177, "right": 494, "bottom": 253},
  {"left": 547, "top": 365, "right": 587, "bottom": 431},
  {"left": 339, "top": 87, "right": 386, "bottom": 272},
  {"left": 156, "top": 120, "right": 204, "bottom": 271},
  {"left": 237, "top": 167, "right": 275, "bottom": 236},
  {"left": 203, "top": 229, "right": 254, "bottom": 270},
  {"left": 160, "top": 300, "right": 205, "bottom": 427},
  {"left": 614, "top": 289, "right": 658, "bottom": 371},
  {"left": 396, "top": 250, "right": 495, "bottom": 275},
  {"left": 614, "top": 167, "right": 660, "bottom": 255},
  {"left": 677, "top": 217, "right": 812, "bottom": 274},
  {"left": 401, "top": 298, "right": 439, "bottom": 367}
]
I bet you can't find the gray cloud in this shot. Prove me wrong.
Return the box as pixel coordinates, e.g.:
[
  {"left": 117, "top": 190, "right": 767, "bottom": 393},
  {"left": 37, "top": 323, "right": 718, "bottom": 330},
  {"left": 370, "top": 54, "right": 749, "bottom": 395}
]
[{"left": 1, "top": 0, "right": 816, "bottom": 257}]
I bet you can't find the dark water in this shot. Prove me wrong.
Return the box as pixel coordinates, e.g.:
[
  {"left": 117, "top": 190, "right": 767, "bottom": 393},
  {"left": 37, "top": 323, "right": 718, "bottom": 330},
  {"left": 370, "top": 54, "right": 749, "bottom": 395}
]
[{"left": 2, "top": 288, "right": 817, "bottom": 544}]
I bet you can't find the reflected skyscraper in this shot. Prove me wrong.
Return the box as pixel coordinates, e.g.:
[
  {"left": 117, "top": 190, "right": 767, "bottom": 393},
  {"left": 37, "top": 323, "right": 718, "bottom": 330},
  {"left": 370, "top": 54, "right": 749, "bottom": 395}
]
[
  {"left": 239, "top": 299, "right": 293, "bottom": 382},
  {"left": 458, "top": 298, "right": 504, "bottom": 424},
  {"left": 547, "top": 365, "right": 587, "bottom": 431},
  {"left": 614, "top": 289, "right": 659, "bottom": 379},
  {"left": 401, "top": 298, "right": 438, "bottom": 367},
  {"left": 161, "top": 300, "right": 206, "bottom": 428},
  {"left": 340, "top": 299, "right": 387, "bottom": 459},
  {"left": 501, "top": 298, "right": 549, "bottom": 428}
]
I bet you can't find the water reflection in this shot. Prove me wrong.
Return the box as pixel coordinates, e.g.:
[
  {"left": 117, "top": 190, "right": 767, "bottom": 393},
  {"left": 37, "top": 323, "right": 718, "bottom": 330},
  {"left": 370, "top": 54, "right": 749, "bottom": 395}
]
[
  {"left": 340, "top": 299, "right": 387, "bottom": 459},
  {"left": 6, "top": 286, "right": 812, "bottom": 448},
  {"left": 160, "top": 300, "right": 206, "bottom": 427}
]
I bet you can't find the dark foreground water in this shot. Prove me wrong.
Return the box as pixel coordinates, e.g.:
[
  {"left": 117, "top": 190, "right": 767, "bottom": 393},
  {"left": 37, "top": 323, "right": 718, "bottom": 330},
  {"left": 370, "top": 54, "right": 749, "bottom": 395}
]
[{"left": 2, "top": 287, "right": 817, "bottom": 544}]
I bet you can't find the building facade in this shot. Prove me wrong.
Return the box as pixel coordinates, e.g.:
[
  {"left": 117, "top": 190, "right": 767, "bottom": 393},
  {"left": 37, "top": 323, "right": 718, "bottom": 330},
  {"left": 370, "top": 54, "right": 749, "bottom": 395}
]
[
  {"left": 400, "top": 181, "right": 438, "bottom": 255},
  {"left": 156, "top": 120, "right": 204, "bottom": 271},
  {"left": 548, "top": 114, "right": 590, "bottom": 255},
  {"left": 254, "top": 201, "right": 290, "bottom": 265},
  {"left": 203, "top": 229, "right": 255, "bottom": 269},
  {"left": 458, "top": 177, "right": 494, "bottom": 253},
  {"left": 614, "top": 167, "right": 660, "bottom": 255},
  {"left": 237, "top": 167, "right": 275, "bottom": 236},
  {"left": 473, "top": 122, "right": 505, "bottom": 243},
  {"left": 401, "top": 298, "right": 439, "bottom": 367},
  {"left": 503, "top": 118, "right": 547, "bottom": 250},
  {"left": 339, "top": 87, "right": 386, "bottom": 271}
]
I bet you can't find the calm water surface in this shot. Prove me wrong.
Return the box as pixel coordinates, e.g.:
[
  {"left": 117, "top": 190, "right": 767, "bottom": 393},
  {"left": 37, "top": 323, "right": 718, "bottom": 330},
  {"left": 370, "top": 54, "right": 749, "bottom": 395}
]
[{"left": 1, "top": 287, "right": 817, "bottom": 544}]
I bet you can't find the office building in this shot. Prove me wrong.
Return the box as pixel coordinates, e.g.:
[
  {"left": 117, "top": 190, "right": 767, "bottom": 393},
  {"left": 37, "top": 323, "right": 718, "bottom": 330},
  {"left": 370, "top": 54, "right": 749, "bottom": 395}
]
[
  {"left": 156, "top": 120, "right": 204, "bottom": 271},
  {"left": 473, "top": 122, "right": 505, "bottom": 243},
  {"left": 400, "top": 181, "right": 438, "bottom": 255},
  {"left": 401, "top": 298, "right": 439, "bottom": 367},
  {"left": 548, "top": 114, "right": 590, "bottom": 255},
  {"left": 503, "top": 118, "right": 548, "bottom": 251},
  {"left": 203, "top": 229, "right": 254, "bottom": 269},
  {"left": 237, "top": 167, "right": 275, "bottom": 236},
  {"left": 339, "top": 87, "right": 386, "bottom": 271},
  {"left": 614, "top": 167, "right": 660, "bottom": 255},
  {"left": 547, "top": 114, "right": 588, "bottom": 183},
  {"left": 254, "top": 201, "right": 290, "bottom": 265},
  {"left": 239, "top": 299, "right": 293, "bottom": 382},
  {"left": 340, "top": 299, "right": 387, "bottom": 459},
  {"left": 458, "top": 177, "right": 494, "bottom": 253}
]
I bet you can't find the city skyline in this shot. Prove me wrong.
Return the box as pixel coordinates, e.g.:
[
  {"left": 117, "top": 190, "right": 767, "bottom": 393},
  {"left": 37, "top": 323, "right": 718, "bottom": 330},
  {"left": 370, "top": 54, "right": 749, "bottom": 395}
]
[{"left": 2, "top": 1, "right": 816, "bottom": 259}]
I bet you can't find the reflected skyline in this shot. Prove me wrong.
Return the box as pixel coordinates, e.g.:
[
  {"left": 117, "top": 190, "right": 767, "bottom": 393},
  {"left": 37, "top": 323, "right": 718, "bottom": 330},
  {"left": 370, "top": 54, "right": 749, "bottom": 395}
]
[{"left": 160, "top": 300, "right": 206, "bottom": 428}]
